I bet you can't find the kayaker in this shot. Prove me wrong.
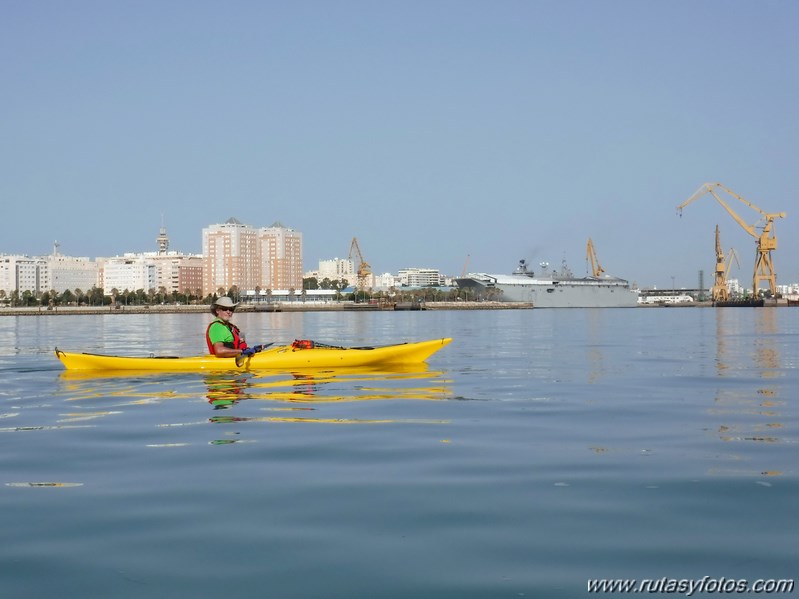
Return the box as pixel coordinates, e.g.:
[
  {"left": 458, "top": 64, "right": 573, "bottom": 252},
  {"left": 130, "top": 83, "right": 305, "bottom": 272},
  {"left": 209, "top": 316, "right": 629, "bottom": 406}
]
[{"left": 206, "top": 296, "right": 254, "bottom": 359}]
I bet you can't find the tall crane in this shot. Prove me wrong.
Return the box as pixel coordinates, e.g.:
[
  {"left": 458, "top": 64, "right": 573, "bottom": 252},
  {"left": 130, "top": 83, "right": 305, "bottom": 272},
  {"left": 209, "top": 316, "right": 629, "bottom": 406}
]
[
  {"left": 348, "top": 237, "right": 372, "bottom": 293},
  {"left": 711, "top": 225, "right": 730, "bottom": 303},
  {"left": 586, "top": 238, "right": 605, "bottom": 278},
  {"left": 677, "top": 183, "right": 786, "bottom": 297}
]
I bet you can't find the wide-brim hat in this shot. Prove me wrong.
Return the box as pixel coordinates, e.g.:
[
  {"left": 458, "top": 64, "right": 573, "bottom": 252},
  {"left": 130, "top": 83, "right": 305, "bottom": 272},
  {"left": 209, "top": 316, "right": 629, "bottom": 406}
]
[{"left": 213, "top": 296, "right": 239, "bottom": 309}]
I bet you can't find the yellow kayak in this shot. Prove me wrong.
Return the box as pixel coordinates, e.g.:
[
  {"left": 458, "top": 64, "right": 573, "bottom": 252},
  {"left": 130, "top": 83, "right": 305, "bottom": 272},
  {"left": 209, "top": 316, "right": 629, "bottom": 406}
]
[{"left": 55, "top": 338, "right": 452, "bottom": 372}]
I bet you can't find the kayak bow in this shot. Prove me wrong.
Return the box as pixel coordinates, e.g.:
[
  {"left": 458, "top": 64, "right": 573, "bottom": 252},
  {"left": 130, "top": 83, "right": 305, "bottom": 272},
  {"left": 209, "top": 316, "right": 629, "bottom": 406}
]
[{"left": 54, "top": 338, "right": 452, "bottom": 372}]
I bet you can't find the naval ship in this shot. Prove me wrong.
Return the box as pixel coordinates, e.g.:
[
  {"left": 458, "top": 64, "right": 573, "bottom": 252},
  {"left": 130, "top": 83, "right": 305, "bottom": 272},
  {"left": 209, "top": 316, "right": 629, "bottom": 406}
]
[{"left": 455, "top": 259, "right": 639, "bottom": 308}]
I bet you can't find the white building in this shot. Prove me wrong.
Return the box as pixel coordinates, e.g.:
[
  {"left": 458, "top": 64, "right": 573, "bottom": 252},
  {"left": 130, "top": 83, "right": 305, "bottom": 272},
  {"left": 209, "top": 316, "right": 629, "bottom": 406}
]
[
  {"left": 727, "top": 278, "right": 743, "bottom": 296},
  {"left": 315, "top": 258, "right": 355, "bottom": 283},
  {"left": 1, "top": 248, "right": 98, "bottom": 296},
  {"left": 245, "top": 288, "right": 337, "bottom": 303},
  {"left": 638, "top": 294, "right": 694, "bottom": 305},
  {"left": 47, "top": 254, "right": 99, "bottom": 293},
  {"left": 0, "top": 255, "right": 49, "bottom": 294},
  {"left": 99, "top": 252, "right": 204, "bottom": 296},
  {"left": 102, "top": 255, "right": 158, "bottom": 294},
  {"left": 373, "top": 272, "right": 398, "bottom": 290},
  {"left": 397, "top": 268, "right": 445, "bottom": 287}
]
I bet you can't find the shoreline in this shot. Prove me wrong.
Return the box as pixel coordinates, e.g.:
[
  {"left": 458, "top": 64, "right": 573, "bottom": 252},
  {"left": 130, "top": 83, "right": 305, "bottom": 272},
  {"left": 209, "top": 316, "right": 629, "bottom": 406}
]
[
  {"left": 0, "top": 301, "right": 533, "bottom": 316},
  {"left": 3, "top": 300, "right": 793, "bottom": 315}
]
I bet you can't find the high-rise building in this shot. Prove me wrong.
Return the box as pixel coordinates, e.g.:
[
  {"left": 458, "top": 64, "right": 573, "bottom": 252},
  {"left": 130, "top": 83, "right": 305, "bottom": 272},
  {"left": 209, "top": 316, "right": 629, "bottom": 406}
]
[
  {"left": 202, "top": 218, "right": 302, "bottom": 295},
  {"left": 202, "top": 218, "right": 260, "bottom": 295},
  {"left": 258, "top": 222, "right": 303, "bottom": 291}
]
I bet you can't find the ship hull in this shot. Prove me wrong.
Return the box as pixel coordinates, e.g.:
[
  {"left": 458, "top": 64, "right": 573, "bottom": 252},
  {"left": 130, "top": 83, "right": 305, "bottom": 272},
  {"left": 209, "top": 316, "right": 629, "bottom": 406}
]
[{"left": 456, "top": 276, "right": 639, "bottom": 308}]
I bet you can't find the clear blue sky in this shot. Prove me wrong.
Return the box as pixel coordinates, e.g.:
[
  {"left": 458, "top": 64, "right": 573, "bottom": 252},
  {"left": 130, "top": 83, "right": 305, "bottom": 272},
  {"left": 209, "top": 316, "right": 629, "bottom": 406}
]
[{"left": 2, "top": 0, "right": 797, "bottom": 289}]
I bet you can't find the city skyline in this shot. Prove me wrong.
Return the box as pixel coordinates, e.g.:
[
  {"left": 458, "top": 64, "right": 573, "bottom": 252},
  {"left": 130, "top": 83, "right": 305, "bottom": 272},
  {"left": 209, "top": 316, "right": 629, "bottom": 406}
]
[
  {"left": 3, "top": 2, "right": 797, "bottom": 289},
  {"left": 0, "top": 219, "right": 453, "bottom": 283},
  {"left": 3, "top": 219, "right": 798, "bottom": 295}
]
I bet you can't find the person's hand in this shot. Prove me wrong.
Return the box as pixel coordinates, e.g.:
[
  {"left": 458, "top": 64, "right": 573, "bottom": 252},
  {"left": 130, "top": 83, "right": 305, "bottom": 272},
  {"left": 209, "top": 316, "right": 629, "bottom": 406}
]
[{"left": 240, "top": 348, "right": 255, "bottom": 357}]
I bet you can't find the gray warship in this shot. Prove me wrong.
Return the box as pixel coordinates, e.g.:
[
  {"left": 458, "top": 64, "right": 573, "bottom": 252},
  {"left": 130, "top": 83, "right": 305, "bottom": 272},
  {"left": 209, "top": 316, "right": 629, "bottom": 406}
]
[{"left": 455, "top": 259, "right": 639, "bottom": 308}]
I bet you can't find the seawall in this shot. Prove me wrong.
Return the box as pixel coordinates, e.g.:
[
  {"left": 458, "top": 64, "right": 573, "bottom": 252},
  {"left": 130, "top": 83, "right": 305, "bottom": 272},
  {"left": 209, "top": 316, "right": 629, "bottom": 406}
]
[{"left": 0, "top": 301, "right": 533, "bottom": 316}]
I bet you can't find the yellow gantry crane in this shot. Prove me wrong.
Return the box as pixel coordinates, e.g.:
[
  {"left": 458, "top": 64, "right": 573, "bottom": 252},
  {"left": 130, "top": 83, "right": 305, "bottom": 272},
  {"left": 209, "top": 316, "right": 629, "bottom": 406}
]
[
  {"left": 348, "top": 237, "right": 372, "bottom": 293},
  {"left": 677, "top": 183, "right": 786, "bottom": 297},
  {"left": 586, "top": 238, "right": 605, "bottom": 278}
]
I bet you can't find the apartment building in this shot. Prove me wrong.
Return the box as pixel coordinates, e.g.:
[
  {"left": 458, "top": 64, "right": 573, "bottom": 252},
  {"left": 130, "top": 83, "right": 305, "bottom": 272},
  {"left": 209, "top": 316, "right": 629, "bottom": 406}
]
[
  {"left": 152, "top": 253, "right": 204, "bottom": 295},
  {"left": 397, "top": 267, "right": 445, "bottom": 287},
  {"left": 0, "top": 255, "right": 49, "bottom": 294},
  {"left": 259, "top": 222, "right": 303, "bottom": 291},
  {"left": 315, "top": 258, "right": 355, "bottom": 284},
  {"left": 2, "top": 252, "right": 97, "bottom": 295},
  {"left": 178, "top": 261, "right": 204, "bottom": 297},
  {"left": 99, "top": 252, "right": 204, "bottom": 296},
  {"left": 202, "top": 218, "right": 258, "bottom": 295},
  {"left": 202, "top": 218, "right": 303, "bottom": 295},
  {"left": 103, "top": 255, "right": 158, "bottom": 293},
  {"left": 48, "top": 254, "right": 99, "bottom": 293}
]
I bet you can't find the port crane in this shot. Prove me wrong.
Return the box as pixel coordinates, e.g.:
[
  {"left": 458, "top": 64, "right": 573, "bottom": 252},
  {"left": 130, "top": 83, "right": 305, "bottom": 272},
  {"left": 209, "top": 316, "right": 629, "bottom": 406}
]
[
  {"left": 711, "top": 225, "right": 741, "bottom": 303},
  {"left": 348, "top": 237, "right": 372, "bottom": 293},
  {"left": 677, "top": 183, "right": 786, "bottom": 297},
  {"left": 586, "top": 238, "right": 605, "bottom": 278}
]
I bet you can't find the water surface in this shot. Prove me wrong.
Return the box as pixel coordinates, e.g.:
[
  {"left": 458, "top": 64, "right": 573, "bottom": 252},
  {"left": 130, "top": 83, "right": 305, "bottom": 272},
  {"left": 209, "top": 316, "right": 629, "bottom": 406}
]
[{"left": 1, "top": 308, "right": 796, "bottom": 597}]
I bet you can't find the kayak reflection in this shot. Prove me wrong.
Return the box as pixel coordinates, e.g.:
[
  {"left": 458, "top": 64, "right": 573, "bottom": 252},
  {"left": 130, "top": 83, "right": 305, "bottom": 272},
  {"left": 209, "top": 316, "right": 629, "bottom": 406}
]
[
  {"left": 205, "top": 366, "right": 452, "bottom": 408},
  {"left": 58, "top": 364, "right": 453, "bottom": 408},
  {"left": 240, "top": 365, "right": 452, "bottom": 404}
]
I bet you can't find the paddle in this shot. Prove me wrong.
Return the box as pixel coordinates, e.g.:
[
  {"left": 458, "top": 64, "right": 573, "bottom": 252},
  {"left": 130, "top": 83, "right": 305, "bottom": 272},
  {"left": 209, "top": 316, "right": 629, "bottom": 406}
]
[{"left": 234, "top": 343, "right": 274, "bottom": 368}]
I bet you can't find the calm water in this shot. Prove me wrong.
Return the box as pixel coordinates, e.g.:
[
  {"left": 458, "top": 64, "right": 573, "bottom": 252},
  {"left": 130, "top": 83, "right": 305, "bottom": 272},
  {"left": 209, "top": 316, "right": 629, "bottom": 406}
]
[{"left": 1, "top": 308, "right": 796, "bottom": 598}]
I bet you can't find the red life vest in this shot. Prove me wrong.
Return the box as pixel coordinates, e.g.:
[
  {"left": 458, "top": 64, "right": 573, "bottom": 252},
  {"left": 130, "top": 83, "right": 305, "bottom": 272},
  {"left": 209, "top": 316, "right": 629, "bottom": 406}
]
[{"left": 206, "top": 320, "right": 248, "bottom": 355}]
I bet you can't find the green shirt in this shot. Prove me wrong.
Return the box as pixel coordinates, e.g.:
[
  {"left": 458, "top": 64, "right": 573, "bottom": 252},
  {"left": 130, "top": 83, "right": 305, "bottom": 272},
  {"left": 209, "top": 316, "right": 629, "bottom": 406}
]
[{"left": 208, "top": 320, "right": 235, "bottom": 346}]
